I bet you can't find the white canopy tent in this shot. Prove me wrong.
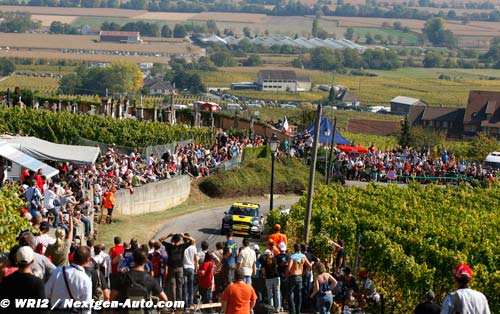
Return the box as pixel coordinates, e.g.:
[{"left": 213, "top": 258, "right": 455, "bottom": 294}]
[
  {"left": 0, "top": 143, "right": 59, "bottom": 179},
  {"left": 0, "top": 135, "right": 100, "bottom": 165}
]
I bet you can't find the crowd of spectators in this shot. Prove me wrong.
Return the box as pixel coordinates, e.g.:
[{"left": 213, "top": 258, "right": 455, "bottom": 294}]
[
  {"left": 0, "top": 223, "right": 385, "bottom": 314},
  {"left": 333, "top": 145, "right": 498, "bottom": 185}
]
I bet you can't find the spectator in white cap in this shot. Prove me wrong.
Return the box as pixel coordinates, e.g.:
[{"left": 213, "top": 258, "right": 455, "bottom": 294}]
[
  {"left": 0, "top": 246, "right": 47, "bottom": 313},
  {"left": 276, "top": 242, "right": 290, "bottom": 312}
]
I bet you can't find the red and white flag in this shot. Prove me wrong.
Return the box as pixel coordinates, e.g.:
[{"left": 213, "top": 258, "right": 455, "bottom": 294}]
[{"left": 282, "top": 116, "right": 290, "bottom": 135}]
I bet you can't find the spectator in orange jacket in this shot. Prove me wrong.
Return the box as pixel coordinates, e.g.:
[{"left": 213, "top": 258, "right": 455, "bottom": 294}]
[
  {"left": 102, "top": 186, "right": 116, "bottom": 224},
  {"left": 268, "top": 224, "right": 287, "bottom": 250}
]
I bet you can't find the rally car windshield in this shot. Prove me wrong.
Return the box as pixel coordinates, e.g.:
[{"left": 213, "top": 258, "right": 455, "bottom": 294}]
[{"left": 229, "top": 206, "right": 257, "bottom": 217}]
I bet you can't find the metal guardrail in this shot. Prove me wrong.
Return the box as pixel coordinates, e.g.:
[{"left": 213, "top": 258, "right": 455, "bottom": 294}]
[{"left": 219, "top": 156, "right": 242, "bottom": 171}]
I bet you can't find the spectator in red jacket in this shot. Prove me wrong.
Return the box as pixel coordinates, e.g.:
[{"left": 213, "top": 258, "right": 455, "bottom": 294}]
[{"left": 198, "top": 250, "right": 215, "bottom": 304}]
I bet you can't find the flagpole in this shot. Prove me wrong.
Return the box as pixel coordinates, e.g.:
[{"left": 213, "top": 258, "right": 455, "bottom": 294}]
[{"left": 326, "top": 117, "right": 337, "bottom": 185}]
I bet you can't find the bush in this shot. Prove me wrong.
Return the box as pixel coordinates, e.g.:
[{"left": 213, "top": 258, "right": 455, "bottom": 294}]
[
  {"left": 0, "top": 106, "right": 215, "bottom": 147},
  {"left": 0, "top": 185, "right": 31, "bottom": 252},
  {"left": 283, "top": 183, "right": 500, "bottom": 313},
  {"left": 199, "top": 147, "right": 323, "bottom": 197}
]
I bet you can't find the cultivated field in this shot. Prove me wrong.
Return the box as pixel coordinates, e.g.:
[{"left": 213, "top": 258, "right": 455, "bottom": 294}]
[
  {"left": 132, "top": 12, "right": 198, "bottom": 21},
  {"left": 352, "top": 27, "right": 420, "bottom": 43},
  {"left": 0, "top": 33, "right": 201, "bottom": 54},
  {"left": 0, "top": 76, "right": 59, "bottom": 94},
  {"left": 32, "top": 14, "right": 77, "bottom": 26},
  {"left": 325, "top": 16, "right": 500, "bottom": 37},
  {"left": 0, "top": 5, "right": 145, "bottom": 17},
  {"left": 409, "top": 6, "right": 494, "bottom": 16},
  {"left": 197, "top": 66, "right": 500, "bottom": 107},
  {"left": 0, "top": 50, "right": 174, "bottom": 63},
  {"left": 191, "top": 12, "right": 266, "bottom": 23}
]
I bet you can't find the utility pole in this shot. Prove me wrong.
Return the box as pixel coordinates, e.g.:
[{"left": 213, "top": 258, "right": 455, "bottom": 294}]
[
  {"left": 304, "top": 104, "right": 322, "bottom": 243},
  {"left": 326, "top": 117, "right": 337, "bottom": 185}
]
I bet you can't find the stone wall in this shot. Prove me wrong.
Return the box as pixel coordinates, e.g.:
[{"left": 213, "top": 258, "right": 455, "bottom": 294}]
[{"left": 113, "top": 175, "right": 190, "bottom": 216}]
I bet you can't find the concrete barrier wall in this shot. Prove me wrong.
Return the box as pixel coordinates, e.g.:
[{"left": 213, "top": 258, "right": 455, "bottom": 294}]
[{"left": 114, "top": 175, "right": 191, "bottom": 216}]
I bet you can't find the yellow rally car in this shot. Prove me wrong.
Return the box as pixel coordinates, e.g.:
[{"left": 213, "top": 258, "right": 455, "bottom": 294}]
[{"left": 220, "top": 202, "right": 264, "bottom": 238}]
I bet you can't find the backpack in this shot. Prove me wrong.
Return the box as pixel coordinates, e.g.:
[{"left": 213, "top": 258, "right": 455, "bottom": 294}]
[
  {"left": 149, "top": 252, "right": 163, "bottom": 278},
  {"left": 125, "top": 272, "right": 150, "bottom": 314},
  {"left": 254, "top": 302, "right": 275, "bottom": 314},
  {"left": 30, "top": 189, "right": 41, "bottom": 210},
  {"left": 35, "top": 242, "right": 44, "bottom": 255},
  {"left": 450, "top": 292, "right": 462, "bottom": 314}
]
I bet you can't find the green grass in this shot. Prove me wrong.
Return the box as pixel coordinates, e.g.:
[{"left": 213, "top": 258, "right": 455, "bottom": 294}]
[
  {"left": 95, "top": 193, "right": 275, "bottom": 248},
  {"left": 370, "top": 67, "right": 500, "bottom": 80},
  {"left": 199, "top": 146, "right": 323, "bottom": 198},
  {"left": 229, "top": 90, "right": 325, "bottom": 102},
  {"left": 352, "top": 27, "right": 420, "bottom": 44}
]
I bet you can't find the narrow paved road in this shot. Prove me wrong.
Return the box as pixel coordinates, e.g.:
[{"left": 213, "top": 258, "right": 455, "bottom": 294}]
[{"left": 154, "top": 196, "right": 300, "bottom": 250}]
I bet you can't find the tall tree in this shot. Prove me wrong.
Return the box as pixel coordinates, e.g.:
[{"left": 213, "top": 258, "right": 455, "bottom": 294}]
[
  {"left": 399, "top": 115, "right": 413, "bottom": 147},
  {"left": 104, "top": 61, "right": 143, "bottom": 94},
  {"left": 173, "top": 24, "right": 187, "bottom": 38},
  {"left": 312, "top": 18, "right": 319, "bottom": 37},
  {"left": 0, "top": 58, "right": 15, "bottom": 76},
  {"left": 469, "top": 132, "right": 500, "bottom": 161},
  {"left": 344, "top": 27, "right": 354, "bottom": 40},
  {"left": 161, "top": 25, "right": 172, "bottom": 37},
  {"left": 423, "top": 17, "right": 457, "bottom": 48}
]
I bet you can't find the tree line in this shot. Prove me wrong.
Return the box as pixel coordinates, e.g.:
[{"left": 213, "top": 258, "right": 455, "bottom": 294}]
[
  {"left": 291, "top": 47, "right": 401, "bottom": 71},
  {"left": 0, "top": 12, "right": 41, "bottom": 33}
]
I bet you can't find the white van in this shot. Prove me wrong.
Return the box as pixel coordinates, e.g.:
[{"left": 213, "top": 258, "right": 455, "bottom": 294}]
[
  {"left": 172, "top": 104, "right": 188, "bottom": 110},
  {"left": 226, "top": 103, "right": 242, "bottom": 110},
  {"left": 484, "top": 152, "right": 500, "bottom": 169}
]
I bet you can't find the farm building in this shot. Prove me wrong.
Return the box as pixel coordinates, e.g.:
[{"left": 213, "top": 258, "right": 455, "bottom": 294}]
[
  {"left": 99, "top": 31, "right": 142, "bottom": 44},
  {"left": 390, "top": 96, "right": 427, "bottom": 115},
  {"left": 409, "top": 105, "right": 465, "bottom": 138},
  {"left": 143, "top": 77, "right": 175, "bottom": 96},
  {"left": 463, "top": 90, "right": 500, "bottom": 136},
  {"left": 256, "top": 70, "right": 311, "bottom": 92}
]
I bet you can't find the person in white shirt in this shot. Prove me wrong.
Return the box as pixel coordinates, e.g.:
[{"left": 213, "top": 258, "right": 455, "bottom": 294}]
[
  {"left": 441, "top": 264, "right": 490, "bottom": 314},
  {"left": 35, "top": 222, "right": 55, "bottom": 255},
  {"left": 44, "top": 183, "right": 60, "bottom": 227},
  {"left": 45, "top": 246, "right": 92, "bottom": 314},
  {"left": 183, "top": 233, "right": 198, "bottom": 308},
  {"left": 236, "top": 238, "right": 256, "bottom": 285}
]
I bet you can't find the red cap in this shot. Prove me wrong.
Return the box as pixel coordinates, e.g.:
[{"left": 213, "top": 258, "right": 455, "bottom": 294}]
[
  {"left": 358, "top": 269, "right": 368, "bottom": 278},
  {"left": 20, "top": 208, "right": 28, "bottom": 215},
  {"left": 454, "top": 264, "right": 473, "bottom": 279}
]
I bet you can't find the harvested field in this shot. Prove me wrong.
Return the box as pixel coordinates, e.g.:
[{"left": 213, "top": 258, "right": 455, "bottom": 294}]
[
  {"left": 132, "top": 12, "right": 198, "bottom": 21},
  {"left": 190, "top": 12, "right": 266, "bottom": 23},
  {"left": 409, "top": 7, "right": 493, "bottom": 16},
  {"left": 218, "top": 16, "right": 344, "bottom": 36},
  {"left": 0, "top": 33, "right": 201, "bottom": 54},
  {"left": 0, "top": 50, "right": 173, "bottom": 63},
  {"left": 324, "top": 16, "right": 500, "bottom": 37},
  {"left": 32, "top": 14, "right": 77, "bottom": 26},
  {"left": 0, "top": 5, "right": 145, "bottom": 17}
]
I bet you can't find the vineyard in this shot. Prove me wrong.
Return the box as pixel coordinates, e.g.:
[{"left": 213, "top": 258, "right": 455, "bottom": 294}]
[
  {"left": 0, "top": 185, "right": 32, "bottom": 252},
  {"left": 0, "top": 106, "right": 215, "bottom": 147},
  {"left": 276, "top": 183, "right": 500, "bottom": 313}
]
